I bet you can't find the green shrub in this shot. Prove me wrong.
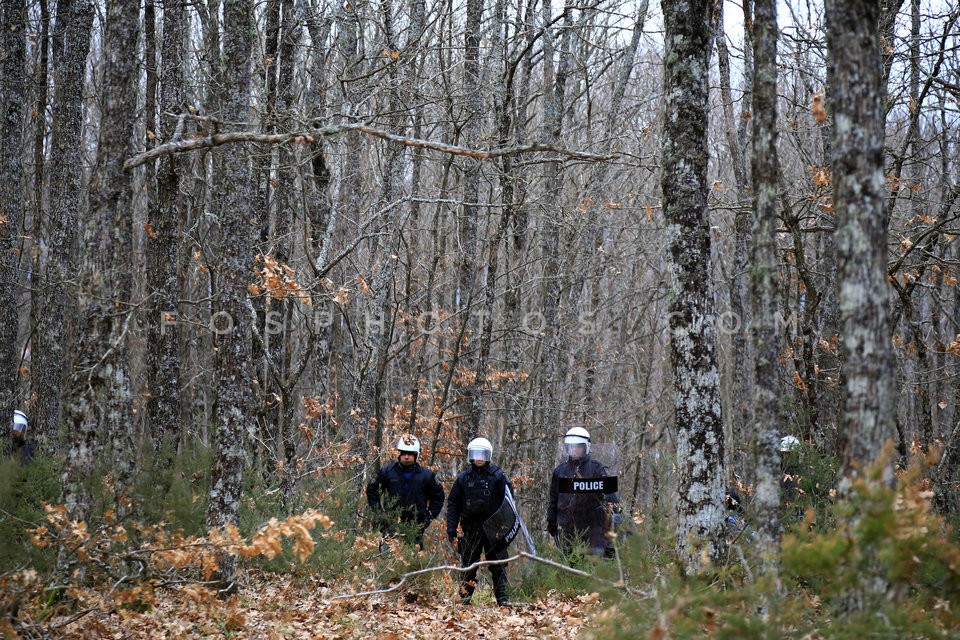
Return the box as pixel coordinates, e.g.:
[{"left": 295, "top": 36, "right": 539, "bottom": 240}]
[
  {"left": 585, "top": 448, "right": 960, "bottom": 639},
  {"left": 781, "top": 447, "right": 960, "bottom": 638},
  {"left": 509, "top": 534, "right": 595, "bottom": 601},
  {"left": 132, "top": 438, "right": 212, "bottom": 536},
  {"left": 0, "top": 455, "right": 61, "bottom": 573},
  {"left": 780, "top": 442, "right": 839, "bottom": 532}
]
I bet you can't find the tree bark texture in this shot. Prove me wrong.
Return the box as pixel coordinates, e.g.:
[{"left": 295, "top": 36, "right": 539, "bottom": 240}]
[
  {"left": 62, "top": 0, "right": 140, "bottom": 526},
  {"left": 143, "top": 0, "right": 189, "bottom": 455},
  {"left": 0, "top": 0, "right": 27, "bottom": 418},
  {"left": 205, "top": 0, "right": 256, "bottom": 593},
  {"left": 661, "top": 0, "right": 726, "bottom": 574},
  {"left": 824, "top": 0, "right": 897, "bottom": 479},
  {"left": 750, "top": 0, "right": 784, "bottom": 578},
  {"left": 32, "top": 0, "right": 93, "bottom": 453}
]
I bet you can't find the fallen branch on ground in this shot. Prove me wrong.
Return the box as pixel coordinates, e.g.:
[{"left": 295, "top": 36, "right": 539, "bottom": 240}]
[{"left": 331, "top": 551, "right": 646, "bottom": 599}]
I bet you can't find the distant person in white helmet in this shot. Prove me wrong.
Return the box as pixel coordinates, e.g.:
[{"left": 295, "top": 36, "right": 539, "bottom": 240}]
[
  {"left": 366, "top": 433, "right": 444, "bottom": 548},
  {"left": 779, "top": 435, "right": 802, "bottom": 499},
  {"left": 547, "top": 427, "right": 621, "bottom": 556},
  {"left": 9, "top": 410, "right": 35, "bottom": 466},
  {"left": 446, "top": 436, "right": 514, "bottom": 606}
]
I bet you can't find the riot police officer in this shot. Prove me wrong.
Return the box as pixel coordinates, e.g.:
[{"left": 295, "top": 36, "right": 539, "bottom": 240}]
[
  {"left": 546, "top": 427, "right": 621, "bottom": 556},
  {"left": 9, "top": 410, "right": 35, "bottom": 465},
  {"left": 446, "top": 437, "right": 513, "bottom": 606},
  {"left": 366, "top": 434, "right": 445, "bottom": 548}
]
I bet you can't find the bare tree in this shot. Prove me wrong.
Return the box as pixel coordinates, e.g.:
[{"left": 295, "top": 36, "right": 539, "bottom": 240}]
[
  {"left": 750, "top": 0, "right": 785, "bottom": 578},
  {"left": 143, "top": 0, "right": 190, "bottom": 455},
  {"left": 457, "top": 0, "right": 484, "bottom": 438},
  {"left": 825, "top": 0, "right": 898, "bottom": 479},
  {"left": 0, "top": 0, "right": 26, "bottom": 418},
  {"left": 32, "top": 0, "right": 93, "bottom": 453},
  {"left": 715, "top": 0, "right": 753, "bottom": 466},
  {"left": 204, "top": 0, "right": 257, "bottom": 594},
  {"left": 661, "top": 0, "right": 727, "bottom": 574},
  {"left": 61, "top": 0, "right": 141, "bottom": 528}
]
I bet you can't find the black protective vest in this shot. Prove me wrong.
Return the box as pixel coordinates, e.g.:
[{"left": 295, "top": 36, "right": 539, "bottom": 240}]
[{"left": 448, "top": 465, "right": 507, "bottom": 529}]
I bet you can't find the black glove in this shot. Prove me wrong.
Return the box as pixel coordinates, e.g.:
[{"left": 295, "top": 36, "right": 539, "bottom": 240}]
[
  {"left": 447, "top": 531, "right": 457, "bottom": 544},
  {"left": 547, "top": 521, "right": 558, "bottom": 536}
]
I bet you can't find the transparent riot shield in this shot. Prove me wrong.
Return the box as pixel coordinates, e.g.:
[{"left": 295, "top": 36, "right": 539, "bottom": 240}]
[
  {"left": 551, "top": 442, "right": 621, "bottom": 551},
  {"left": 553, "top": 442, "right": 620, "bottom": 488}
]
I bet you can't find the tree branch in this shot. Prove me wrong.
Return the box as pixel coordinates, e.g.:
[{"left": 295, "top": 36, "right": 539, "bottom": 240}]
[
  {"left": 123, "top": 122, "right": 615, "bottom": 171},
  {"left": 331, "top": 551, "right": 644, "bottom": 600}
]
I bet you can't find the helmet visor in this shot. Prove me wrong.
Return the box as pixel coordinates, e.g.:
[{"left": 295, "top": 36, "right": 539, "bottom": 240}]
[
  {"left": 467, "top": 447, "right": 491, "bottom": 463},
  {"left": 563, "top": 442, "right": 589, "bottom": 457}
]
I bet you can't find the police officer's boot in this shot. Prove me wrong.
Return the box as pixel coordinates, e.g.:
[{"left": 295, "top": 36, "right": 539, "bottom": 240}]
[{"left": 494, "top": 575, "right": 510, "bottom": 606}]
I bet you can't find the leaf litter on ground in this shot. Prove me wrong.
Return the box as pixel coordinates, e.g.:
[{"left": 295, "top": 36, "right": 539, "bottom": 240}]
[{"left": 49, "top": 573, "right": 605, "bottom": 639}]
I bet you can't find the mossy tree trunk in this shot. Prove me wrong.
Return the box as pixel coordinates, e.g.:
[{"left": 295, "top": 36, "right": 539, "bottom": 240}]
[
  {"left": 204, "top": 0, "right": 256, "bottom": 594},
  {"left": 824, "top": 0, "right": 898, "bottom": 479},
  {"left": 750, "top": 0, "right": 785, "bottom": 581},
  {"left": 144, "top": 0, "right": 189, "bottom": 456},
  {"left": 33, "top": 0, "right": 93, "bottom": 454},
  {"left": 0, "top": 0, "right": 26, "bottom": 419},
  {"left": 62, "top": 0, "right": 140, "bottom": 530},
  {"left": 661, "top": 0, "right": 727, "bottom": 574}
]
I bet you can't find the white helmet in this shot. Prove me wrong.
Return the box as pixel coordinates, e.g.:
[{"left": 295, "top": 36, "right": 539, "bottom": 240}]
[
  {"left": 397, "top": 434, "right": 421, "bottom": 457},
  {"left": 12, "top": 410, "right": 28, "bottom": 436},
  {"left": 563, "top": 426, "right": 591, "bottom": 455},
  {"left": 779, "top": 435, "right": 801, "bottom": 452},
  {"left": 467, "top": 437, "right": 493, "bottom": 463}
]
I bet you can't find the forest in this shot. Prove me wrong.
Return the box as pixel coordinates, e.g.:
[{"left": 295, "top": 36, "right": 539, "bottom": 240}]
[{"left": 1, "top": 0, "right": 960, "bottom": 637}]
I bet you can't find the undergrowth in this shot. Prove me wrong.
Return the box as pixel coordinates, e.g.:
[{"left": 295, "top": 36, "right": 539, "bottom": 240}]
[
  {"left": 586, "top": 445, "right": 960, "bottom": 639},
  {"left": 1, "top": 441, "right": 958, "bottom": 639}
]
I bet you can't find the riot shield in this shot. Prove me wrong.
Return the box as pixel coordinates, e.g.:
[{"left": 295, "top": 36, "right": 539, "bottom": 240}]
[
  {"left": 483, "top": 490, "right": 520, "bottom": 554},
  {"left": 553, "top": 442, "right": 620, "bottom": 493},
  {"left": 551, "top": 441, "right": 621, "bottom": 550}
]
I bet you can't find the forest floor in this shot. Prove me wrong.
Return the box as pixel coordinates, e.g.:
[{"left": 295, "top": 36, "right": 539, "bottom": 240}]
[{"left": 47, "top": 572, "right": 607, "bottom": 639}]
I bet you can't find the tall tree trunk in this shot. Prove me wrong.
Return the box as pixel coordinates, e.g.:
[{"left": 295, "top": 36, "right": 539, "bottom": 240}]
[
  {"left": 537, "top": 0, "right": 573, "bottom": 439},
  {"left": 331, "top": 0, "right": 361, "bottom": 456},
  {"left": 301, "top": 1, "right": 336, "bottom": 451},
  {"left": 62, "top": 0, "right": 140, "bottom": 529},
  {"left": 458, "top": 0, "right": 483, "bottom": 438},
  {"left": 272, "top": 0, "right": 301, "bottom": 510},
  {"left": 825, "top": 0, "right": 897, "bottom": 478},
  {"left": 30, "top": 0, "right": 49, "bottom": 242},
  {"left": 146, "top": 0, "right": 190, "bottom": 453},
  {"left": 33, "top": 0, "right": 93, "bottom": 454},
  {"left": 715, "top": 1, "right": 752, "bottom": 469},
  {"left": 205, "top": 0, "right": 256, "bottom": 594},
  {"left": 345, "top": 0, "right": 410, "bottom": 488},
  {"left": 0, "top": 0, "right": 27, "bottom": 418},
  {"left": 499, "top": 0, "right": 535, "bottom": 456},
  {"left": 579, "top": 1, "right": 649, "bottom": 418},
  {"left": 661, "top": 0, "right": 726, "bottom": 575},
  {"left": 399, "top": 0, "right": 431, "bottom": 440},
  {"left": 750, "top": 0, "right": 783, "bottom": 581}
]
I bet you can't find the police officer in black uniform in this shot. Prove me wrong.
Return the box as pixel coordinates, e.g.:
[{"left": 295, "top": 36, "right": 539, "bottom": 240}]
[
  {"left": 547, "top": 427, "right": 621, "bottom": 556},
  {"left": 446, "top": 436, "right": 513, "bottom": 606},
  {"left": 366, "top": 434, "right": 445, "bottom": 548}
]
